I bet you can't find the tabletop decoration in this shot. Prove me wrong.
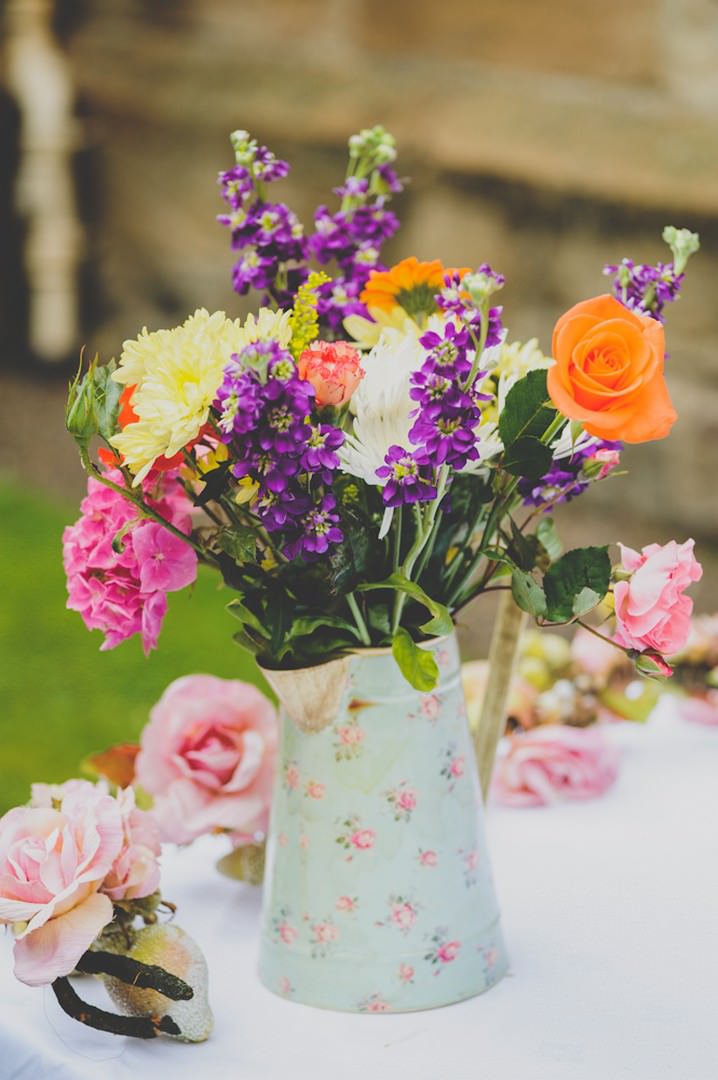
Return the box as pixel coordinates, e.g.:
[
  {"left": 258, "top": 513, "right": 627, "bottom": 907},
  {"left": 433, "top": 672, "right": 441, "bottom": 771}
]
[
  {"left": 0, "top": 779, "right": 212, "bottom": 1040},
  {"left": 62, "top": 125, "right": 701, "bottom": 1012},
  {"left": 664, "top": 613, "right": 718, "bottom": 725}
]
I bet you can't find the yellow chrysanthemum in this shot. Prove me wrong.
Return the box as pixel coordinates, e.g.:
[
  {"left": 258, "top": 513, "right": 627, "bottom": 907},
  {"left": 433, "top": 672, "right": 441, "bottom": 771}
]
[{"left": 111, "top": 307, "right": 290, "bottom": 485}]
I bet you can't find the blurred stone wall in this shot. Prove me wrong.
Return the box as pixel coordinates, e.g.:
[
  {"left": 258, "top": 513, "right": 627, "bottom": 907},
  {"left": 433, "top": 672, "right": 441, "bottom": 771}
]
[{"left": 2, "top": 0, "right": 717, "bottom": 621}]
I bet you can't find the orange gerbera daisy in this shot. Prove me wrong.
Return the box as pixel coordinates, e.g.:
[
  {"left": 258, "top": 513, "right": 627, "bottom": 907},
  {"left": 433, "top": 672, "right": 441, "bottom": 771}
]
[{"left": 360, "top": 257, "right": 469, "bottom": 320}]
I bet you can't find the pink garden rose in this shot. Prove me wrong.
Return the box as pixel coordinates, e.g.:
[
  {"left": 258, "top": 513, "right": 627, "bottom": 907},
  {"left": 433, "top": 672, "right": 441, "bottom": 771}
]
[
  {"left": 0, "top": 783, "right": 124, "bottom": 986},
  {"left": 31, "top": 780, "right": 161, "bottom": 904},
  {"left": 297, "top": 340, "right": 364, "bottom": 407},
  {"left": 63, "top": 467, "right": 197, "bottom": 654},
  {"left": 613, "top": 539, "right": 702, "bottom": 657},
  {"left": 493, "top": 725, "right": 619, "bottom": 808},
  {"left": 135, "top": 674, "right": 278, "bottom": 845}
]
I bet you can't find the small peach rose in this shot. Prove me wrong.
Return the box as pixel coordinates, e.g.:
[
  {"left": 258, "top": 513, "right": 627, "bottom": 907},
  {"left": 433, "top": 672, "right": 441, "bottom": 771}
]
[
  {"left": 548, "top": 294, "right": 676, "bottom": 443},
  {"left": 297, "top": 340, "right": 364, "bottom": 407}
]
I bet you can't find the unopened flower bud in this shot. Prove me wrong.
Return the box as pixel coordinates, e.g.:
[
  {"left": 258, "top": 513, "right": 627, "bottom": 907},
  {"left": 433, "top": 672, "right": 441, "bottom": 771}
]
[{"left": 663, "top": 226, "right": 700, "bottom": 274}]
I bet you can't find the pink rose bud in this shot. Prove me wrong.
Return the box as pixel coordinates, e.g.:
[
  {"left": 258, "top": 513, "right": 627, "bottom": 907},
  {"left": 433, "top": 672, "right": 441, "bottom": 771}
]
[
  {"left": 613, "top": 539, "right": 702, "bottom": 657},
  {"left": 297, "top": 340, "right": 364, "bottom": 407}
]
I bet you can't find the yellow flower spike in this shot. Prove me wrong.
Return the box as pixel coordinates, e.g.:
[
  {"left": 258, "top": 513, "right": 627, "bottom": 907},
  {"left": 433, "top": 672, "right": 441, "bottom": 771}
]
[
  {"left": 289, "top": 271, "right": 331, "bottom": 361},
  {"left": 261, "top": 552, "right": 278, "bottom": 572}
]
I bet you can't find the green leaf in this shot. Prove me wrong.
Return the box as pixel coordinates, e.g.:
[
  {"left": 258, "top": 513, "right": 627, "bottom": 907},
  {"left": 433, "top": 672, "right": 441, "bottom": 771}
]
[
  {"left": 498, "top": 370, "right": 557, "bottom": 448},
  {"left": 511, "top": 569, "right": 547, "bottom": 617},
  {"left": 536, "top": 517, "right": 563, "bottom": 562},
  {"left": 358, "top": 573, "right": 453, "bottom": 637},
  {"left": 572, "top": 587, "right": 601, "bottom": 618},
  {"left": 543, "top": 547, "right": 611, "bottom": 623},
  {"left": 226, "top": 595, "right": 268, "bottom": 637},
  {"left": 392, "top": 628, "right": 439, "bottom": 691},
  {"left": 95, "top": 360, "right": 123, "bottom": 443},
  {"left": 503, "top": 436, "right": 553, "bottom": 480},
  {"left": 217, "top": 526, "right": 257, "bottom": 565}
]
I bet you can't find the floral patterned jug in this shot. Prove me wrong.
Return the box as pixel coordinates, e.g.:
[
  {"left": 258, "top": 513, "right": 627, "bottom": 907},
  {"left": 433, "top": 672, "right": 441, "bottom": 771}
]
[{"left": 258, "top": 633, "right": 508, "bottom": 1012}]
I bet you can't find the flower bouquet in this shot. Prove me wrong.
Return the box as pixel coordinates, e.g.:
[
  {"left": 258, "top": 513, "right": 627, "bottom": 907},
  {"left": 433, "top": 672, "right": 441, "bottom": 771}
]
[{"left": 58, "top": 125, "right": 704, "bottom": 1012}]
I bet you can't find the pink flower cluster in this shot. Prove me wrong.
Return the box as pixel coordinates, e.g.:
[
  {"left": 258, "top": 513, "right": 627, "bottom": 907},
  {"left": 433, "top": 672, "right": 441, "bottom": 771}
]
[
  {"left": 493, "top": 725, "right": 619, "bottom": 808},
  {"left": 613, "top": 539, "right": 702, "bottom": 659},
  {"left": 63, "top": 468, "right": 198, "bottom": 654},
  {"left": 0, "top": 780, "right": 161, "bottom": 986},
  {"left": 135, "top": 674, "right": 278, "bottom": 846}
]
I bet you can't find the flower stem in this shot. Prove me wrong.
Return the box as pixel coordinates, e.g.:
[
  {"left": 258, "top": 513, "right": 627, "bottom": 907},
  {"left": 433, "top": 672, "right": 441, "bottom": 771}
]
[{"left": 347, "top": 591, "right": 372, "bottom": 646}]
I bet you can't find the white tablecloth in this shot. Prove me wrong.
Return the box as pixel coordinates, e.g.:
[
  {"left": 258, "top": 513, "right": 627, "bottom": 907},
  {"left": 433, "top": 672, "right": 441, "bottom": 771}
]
[{"left": 2, "top": 703, "right": 716, "bottom": 1080}]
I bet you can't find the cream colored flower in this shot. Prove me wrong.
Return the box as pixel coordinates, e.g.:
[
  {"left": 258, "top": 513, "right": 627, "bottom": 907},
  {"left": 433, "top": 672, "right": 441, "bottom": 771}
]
[{"left": 110, "top": 308, "right": 289, "bottom": 485}]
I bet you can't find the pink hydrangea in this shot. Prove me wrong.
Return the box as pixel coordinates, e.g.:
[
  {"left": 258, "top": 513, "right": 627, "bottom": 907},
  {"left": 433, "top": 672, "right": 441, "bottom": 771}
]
[
  {"left": 135, "top": 674, "right": 278, "bottom": 845},
  {"left": 63, "top": 468, "right": 197, "bottom": 654},
  {"left": 613, "top": 539, "right": 702, "bottom": 658},
  {"left": 493, "top": 725, "right": 619, "bottom": 808}
]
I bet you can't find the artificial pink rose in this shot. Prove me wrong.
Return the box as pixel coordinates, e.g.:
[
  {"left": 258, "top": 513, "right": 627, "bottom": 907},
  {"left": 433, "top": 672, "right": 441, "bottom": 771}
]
[
  {"left": 613, "top": 539, "right": 702, "bottom": 657},
  {"left": 135, "top": 674, "right": 278, "bottom": 845},
  {"left": 0, "top": 785, "right": 124, "bottom": 986},
  {"left": 297, "top": 340, "right": 364, "bottom": 407},
  {"left": 493, "top": 725, "right": 619, "bottom": 808},
  {"left": 349, "top": 828, "right": 375, "bottom": 850},
  {"left": 436, "top": 941, "right": 461, "bottom": 963}
]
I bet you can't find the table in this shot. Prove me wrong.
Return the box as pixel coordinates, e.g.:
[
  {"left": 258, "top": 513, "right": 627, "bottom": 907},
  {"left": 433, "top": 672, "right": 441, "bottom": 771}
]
[{"left": 2, "top": 703, "right": 716, "bottom": 1080}]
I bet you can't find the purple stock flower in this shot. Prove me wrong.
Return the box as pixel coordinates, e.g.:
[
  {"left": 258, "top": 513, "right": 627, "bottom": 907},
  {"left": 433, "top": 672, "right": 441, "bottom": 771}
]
[
  {"left": 436, "top": 267, "right": 505, "bottom": 348},
  {"left": 283, "top": 493, "right": 344, "bottom": 561},
  {"left": 301, "top": 424, "right": 345, "bottom": 478},
  {"left": 376, "top": 446, "right": 437, "bottom": 508},
  {"left": 519, "top": 440, "right": 622, "bottom": 510},
  {"left": 603, "top": 258, "right": 684, "bottom": 323}
]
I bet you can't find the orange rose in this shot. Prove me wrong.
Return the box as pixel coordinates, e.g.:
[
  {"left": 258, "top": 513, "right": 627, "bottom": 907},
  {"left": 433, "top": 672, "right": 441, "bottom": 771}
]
[{"left": 547, "top": 294, "right": 676, "bottom": 443}]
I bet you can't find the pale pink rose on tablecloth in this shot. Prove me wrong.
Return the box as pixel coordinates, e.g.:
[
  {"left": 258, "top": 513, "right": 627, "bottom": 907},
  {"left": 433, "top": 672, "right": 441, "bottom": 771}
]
[
  {"left": 493, "top": 725, "right": 619, "bottom": 808},
  {"left": 676, "top": 692, "right": 718, "bottom": 726},
  {"left": 135, "top": 674, "right": 278, "bottom": 845},
  {"left": 399, "top": 963, "right": 415, "bottom": 983},
  {"left": 437, "top": 941, "right": 461, "bottom": 963},
  {"left": 613, "top": 539, "right": 702, "bottom": 657},
  {"left": 418, "top": 849, "right": 438, "bottom": 867},
  {"left": 350, "top": 828, "right": 375, "bottom": 850},
  {"left": 305, "top": 780, "right": 325, "bottom": 800},
  {"left": 0, "top": 785, "right": 124, "bottom": 986},
  {"left": 31, "top": 781, "right": 162, "bottom": 903}
]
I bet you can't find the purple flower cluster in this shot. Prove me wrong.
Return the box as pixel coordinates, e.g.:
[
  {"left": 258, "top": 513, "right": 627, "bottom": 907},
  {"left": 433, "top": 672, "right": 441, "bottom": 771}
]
[
  {"left": 518, "top": 440, "right": 622, "bottom": 511},
  {"left": 214, "top": 340, "right": 345, "bottom": 560},
  {"left": 308, "top": 164, "right": 403, "bottom": 334},
  {"left": 376, "top": 322, "right": 493, "bottom": 509},
  {"left": 436, "top": 265, "right": 505, "bottom": 348},
  {"left": 603, "top": 258, "right": 684, "bottom": 323},
  {"left": 218, "top": 146, "right": 309, "bottom": 308}
]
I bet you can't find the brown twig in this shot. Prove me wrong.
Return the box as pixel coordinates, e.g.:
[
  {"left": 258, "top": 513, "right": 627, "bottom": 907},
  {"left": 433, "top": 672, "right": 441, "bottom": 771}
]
[{"left": 51, "top": 977, "right": 181, "bottom": 1039}]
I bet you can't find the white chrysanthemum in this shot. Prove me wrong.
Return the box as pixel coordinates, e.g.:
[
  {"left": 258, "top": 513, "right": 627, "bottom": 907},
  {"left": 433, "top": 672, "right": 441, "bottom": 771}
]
[
  {"left": 110, "top": 307, "right": 288, "bottom": 485},
  {"left": 339, "top": 321, "right": 444, "bottom": 485}
]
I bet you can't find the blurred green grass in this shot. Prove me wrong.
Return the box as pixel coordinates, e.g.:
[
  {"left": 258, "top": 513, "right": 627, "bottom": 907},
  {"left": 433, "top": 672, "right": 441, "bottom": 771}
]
[{"left": 0, "top": 481, "right": 265, "bottom": 813}]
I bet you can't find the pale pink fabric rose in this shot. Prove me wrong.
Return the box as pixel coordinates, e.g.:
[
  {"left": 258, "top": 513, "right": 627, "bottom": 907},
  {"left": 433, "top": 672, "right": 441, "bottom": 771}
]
[
  {"left": 336, "top": 895, "right": 356, "bottom": 912},
  {"left": 0, "top": 785, "right": 124, "bottom": 986},
  {"left": 390, "top": 902, "right": 417, "bottom": 930},
  {"left": 396, "top": 789, "right": 417, "bottom": 811},
  {"left": 418, "top": 849, "right": 438, "bottom": 867},
  {"left": 350, "top": 828, "right": 375, "bottom": 850},
  {"left": 613, "top": 539, "right": 702, "bottom": 657},
  {"left": 305, "top": 780, "right": 325, "bottom": 800},
  {"left": 31, "top": 781, "right": 161, "bottom": 904},
  {"left": 135, "top": 674, "right": 278, "bottom": 845},
  {"left": 437, "top": 941, "right": 461, "bottom": 963},
  {"left": 297, "top": 340, "right": 364, "bottom": 407},
  {"left": 399, "top": 963, "right": 415, "bottom": 983},
  {"left": 278, "top": 922, "right": 298, "bottom": 945},
  {"left": 493, "top": 725, "right": 619, "bottom": 808},
  {"left": 312, "top": 922, "right": 339, "bottom": 944}
]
